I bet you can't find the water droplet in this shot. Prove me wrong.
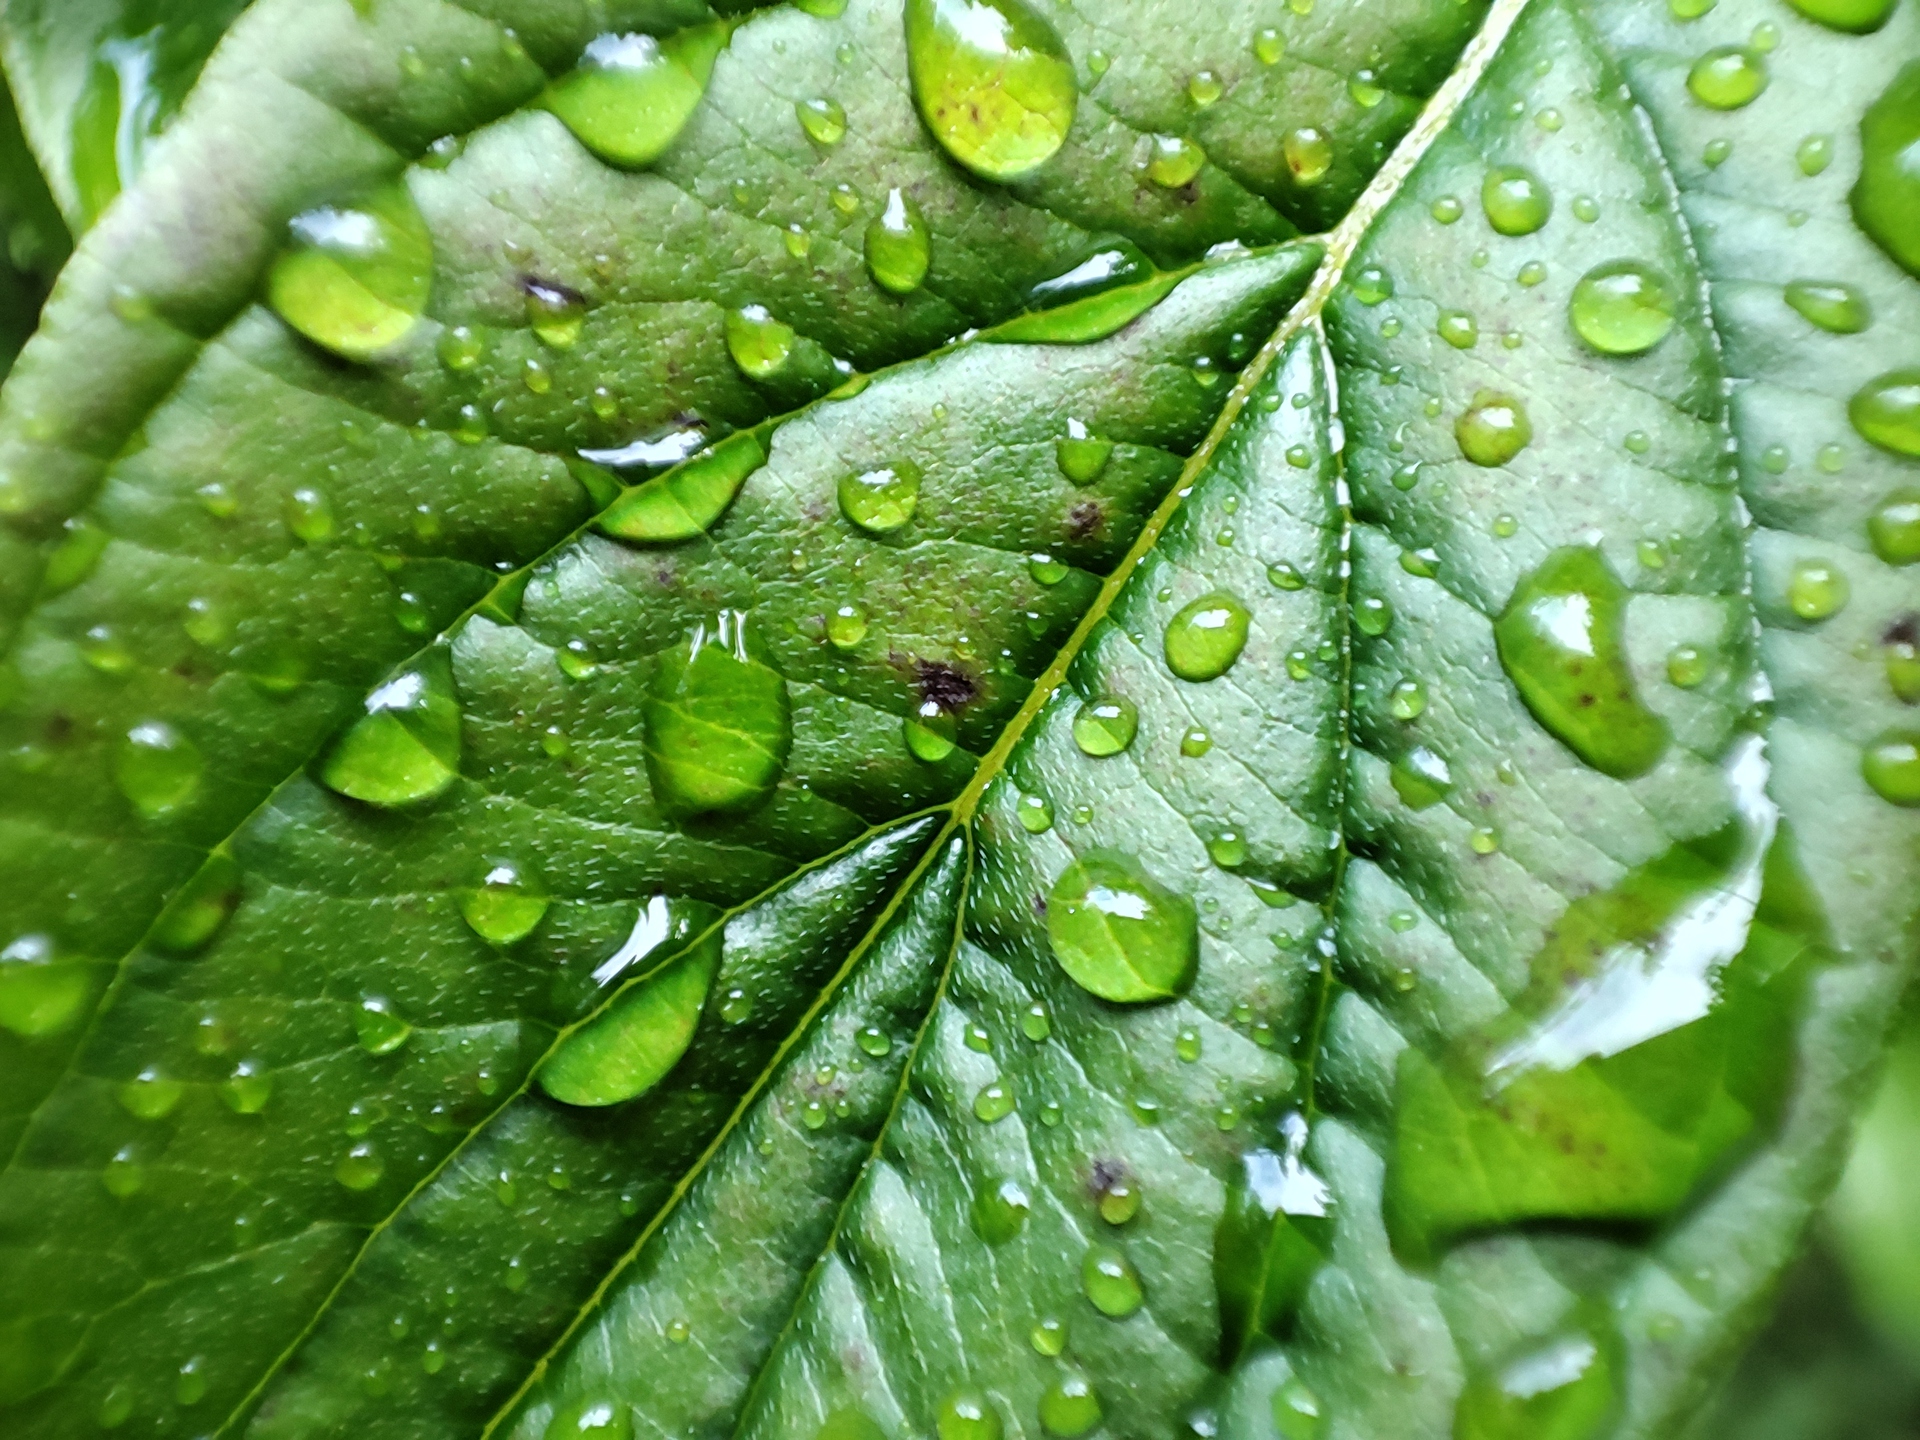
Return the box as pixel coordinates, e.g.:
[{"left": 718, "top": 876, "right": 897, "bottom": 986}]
[
  {"left": 524, "top": 277, "right": 587, "bottom": 348},
  {"left": 1253, "top": 27, "right": 1285, "bottom": 63},
  {"left": 1350, "top": 69, "right": 1386, "bottom": 107},
  {"left": 1099, "top": 1179, "right": 1142, "bottom": 1224},
  {"left": 1164, "top": 592, "right": 1250, "bottom": 682},
  {"left": 356, "top": 996, "right": 413, "bottom": 1055},
  {"left": 1687, "top": 47, "right": 1767, "bottom": 110},
  {"left": 1495, "top": 547, "right": 1669, "bottom": 778},
  {"left": 1667, "top": 644, "right": 1710, "bottom": 689},
  {"left": 1082, "top": 1243, "right": 1143, "bottom": 1316},
  {"left": 1029, "top": 551, "right": 1070, "bottom": 588},
  {"left": 1188, "top": 70, "right": 1225, "bottom": 108},
  {"left": 335, "top": 1143, "right": 385, "bottom": 1191},
  {"left": 1355, "top": 595, "right": 1393, "bottom": 637},
  {"left": 1868, "top": 489, "right": 1920, "bottom": 565},
  {"left": 1437, "top": 310, "right": 1478, "bottom": 348},
  {"left": 460, "top": 862, "right": 549, "bottom": 946},
  {"left": 1569, "top": 261, "right": 1677, "bottom": 355},
  {"left": 1017, "top": 792, "right": 1055, "bottom": 832},
  {"left": 1072, "top": 694, "right": 1138, "bottom": 755},
  {"left": 973, "top": 1079, "right": 1015, "bottom": 1123},
  {"left": 904, "top": 0, "right": 1076, "bottom": 180},
  {"left": 643, "top": 611, "right": 791, "bottom": 817},
  {"left": 720, "top": 987, "right": 753, "bottom": 1024},
  {"left": 1786, "top": 557, "right": 1849, "bottom": 621},
  {"left": 1482, "top": 165, "right": 1551, "bottom": 235},
  {"left": 1571, "top": 194, "right": 1600, "bottom": 222},
  {"left": 268, "top": 183, "right": 432, "bottom": 361},
  {"left": 1048, "top": 852, "right": 1197, "bottom": 1003},
  {"left": 545, "top": 1399, "right": 634, "bottom": 1439},
  {"left": 1785, "top": 0, "right": 1894, "bottom": 32},
  {"left": 321, "top": 653, "right": 462, "bottom": 807},
  {"left": 1431, "top": 195, "right": 1464, "bottom": 224},
  {"left": 1284, "top": 128, "right": 1332, "bottom": 186},
  {"left": 1056, "top": 417, "right": 1112, "bottom": 483},
  {"left": 438, "top": 324, "right": 483, "bottom": 370},
  {"left": 1455, "top": 1332, "right": 1613, "bottom": 1440},
  {"left": 115, "top": 720, "right": 203, "bottom": 820},
  {"left": 284, "top": 486, "right": 335, "bottom": 543},
  {"left": 221, "top": 1060, "right": 272, "bottom": 1114},
  {"left": 865, "top": 187, "right": 931, "bottom": 293},
  {"left": 970, "top": 1175, "right": 1031, "bottom": 1242},
  {"left": 542, "top": 927, "right": 719, "bottom": 1107},
  {"left": 1864, "top": 730, "right": 1920, "bottom": 805},
  {"left": 938, "top": 1391, "right": 1004, "bottom": 1440},
  {"left": 826, "top": 602, "right": 870, "bottom": 648},
  {"left": 1350, "top": 266, "right": 1393, "bottom": 306},
  {"left": 903, "top": 700, "right": 959, "bottom": 763},
  {"left": 1850, "top": 369, "right": 1920, "bottom": 457},
  {"left": 1180, "top": 726, "right": 1214, "bottom": 758},
  {"left": 544, "top": 25, "right": 727, "bottom": 168},
  {"left": 796, "top": 96, "right": 847, "bottom": 146},
  {"left": 838, "top": 460, "right": 923, "bottom": 532},
  {"left": 453, "top": 404, "right": 488, "bottom": 445},
  {"left": 175, "top": 1358, "right": 206, "bottom": 1407},
  {"left": 1268, "top": 560, "right": 1306, "bottom": 591},
  {"left": 1388, "top": 676, "right": 1428, "bottom": 722},
  {"left": 1205, "top": 828, "right": 1247, "bottom": 870},
  {"left": 726, "top": 304, "right": 795, "bottom": 380},
  {"left": 117, "top": 1065, "right": 182, "bottom": 1120},
  {"left": 1020, "top": 1001, "right": 1052, "bottom": 1040},
  {"left": 1783, "top": 280, "right": 1871, "bottom": 334},
  {"left": 1703, "top": 137, "right": 1733, "bottom": 167},
  {"left": 599, "top": 430, "right": 768, "bottom": 544},
  {"left": 1391, "top": 746, "right": 1454, "bottom": 809},
  {"left": 1796, "top": 133, "right": 1835, "bottom": 177},
  {"left": 1457, "top": 391, "right": 1532, "bottom": 467}
]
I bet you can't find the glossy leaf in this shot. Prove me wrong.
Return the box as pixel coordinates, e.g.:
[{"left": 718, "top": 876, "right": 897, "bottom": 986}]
[{"left": 0, "top": 0, "right": 1915, "bottom": 1437}]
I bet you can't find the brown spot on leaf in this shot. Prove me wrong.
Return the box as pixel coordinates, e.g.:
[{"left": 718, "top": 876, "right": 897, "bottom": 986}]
[
  {"left": 914, "top": 658, "right": 977, "bottom": 713},
  {"left": 1066, "top": 501, "right": 1104, "bottom": 541}
]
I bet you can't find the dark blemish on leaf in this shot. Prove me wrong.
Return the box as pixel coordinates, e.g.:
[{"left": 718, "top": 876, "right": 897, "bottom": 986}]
[
  {"left": 1087, "top": 1158, "right": 1131, "bottom": 1200},
  {"left": 1033, "top": 892, "right": 1047, "bottom": 916},
  {"left": 1066, "top": 501, "right": 1104, "bottom": 540},
  {"left": 914, "top": 658, "right": 977, "bottom": 713},
  {"left": 45, "top": 712, "right": 72, "bottom": 743},
  {"left": 1885, "top": 612, "right": 1919, "bottom": 646}
]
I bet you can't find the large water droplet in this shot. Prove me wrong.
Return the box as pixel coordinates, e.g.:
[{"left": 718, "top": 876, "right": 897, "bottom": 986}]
[
  {"left": 356, "top": 996, "right": 412, "bottom": 1055},
  {"left": 1868, "top": 490, "right": 1920, "bottom": 565},
  {"left": 1864, "top": 730, "right": 1920, "bottom": 806},
  {"left": 599, "top": 431, "right": 767, "bottom": 544},
  {"left": 119, "top": 1065, "right": 183, "bottom": 1120},
  {"left": 839, "top": 460, "right": 924, "bottom": 532},
  {"left": 151, "top": 851, "right": 241, "bottom": 955},
  {"left": 865, "top": 188, "right": 931, "bottom": 294},
  {"left": 0, "top": 934, "right": 89, "bottom": 1038},
  {"left": 1071, "top": 694, "right": 1137, "bottom": 755},
  {"left": 1481, "top": 165, "right": 1551, "bottom": 235},
  {"left": 1850, "top": 369, "right": 1920, "bottom": 457},
  {"left": 115, "top": 720, "right": 204, "bottom": 819},
  {"left": 903, "top": 700, "right": 959, "bottom": 762},
  {"left": 1568, "top": 261, "right": 1677, "bottom": 355},
  {"left": 1284, "top": 127, "right": 1332, "bottom": 186},
  {"left": 642, "top": 612, "right": 791, "bottom": 818},
  {"left": 525, "top": 278, "right": 588, "bottom": 348},
  {"left": 335, "top": 1143, "right": 385, "bottom": 1191},
  {"left": 796, "top": 96, "right": 847, "bottom": 147},
  {"left": 1039, "top": 1371, "right": 1102, "bottom": 1437},
  {"left": 461, "top": 862, "right": 550, "bottom": 946},
  {"left": 221, "top": 1060, "right": 273, "bottom": 1115},
  {"left": 1786, "top": 557, "right": 1849, "bottom": 620},
  {"left": 1047, "top": 852, "right": 1197, "bottom": 1003},
  {"left": 542, "top": 927, "right": 720, "bottom": 1106},
  {"left": 1787, "top": 0, "right": 1896, "bottom": 28},
  {"left": 320, "top": 651, "right": 462, "bottom": 807},
  {"left": 1784, "top": 279, "right": 1871, "bottom": 334},
  {"left": 1164, "top": 592, "right": 1250, "bottom": 681},
  {"left": 1214, "top": 1114, "right": 1333, "bottom": 1358},
  {"left": 1456, "top": 391, "right": 1532, "bottom": 467},
  {"left": 1494, "top": 547, "right": 1669, "bottom": 779},
  {"left": 937, "top": 1390, "right": 1003, "bottom": 1440},
  {"left": 904, "top": 0, "right": 1076, "bottom": 180},
  {"left": 544, "top": 26, "right": 728, "bottom": 168},
  {"left": 1391, "top": 746, "right": 1453, "bottom": 810},
  {"left": 1056, "top": 418, "right": 1112, "bottom": 483},
  {"left": 1687, "top": 46, "right": 1767, "bottom": 109},
  {"left": 1455, "top": 1331, "right": 1615, "bottom": 1440},
  {"left": 268, "top": 183, "right": 432, "bottom": 362},
  {"left": 1082, "top": 1243, "right": 1144, "bottom": 1316}
]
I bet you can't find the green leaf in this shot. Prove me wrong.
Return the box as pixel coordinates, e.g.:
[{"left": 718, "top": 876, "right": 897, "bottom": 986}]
[{"left": 0, "top": 0, "right": 1915, "bottom": 1437}]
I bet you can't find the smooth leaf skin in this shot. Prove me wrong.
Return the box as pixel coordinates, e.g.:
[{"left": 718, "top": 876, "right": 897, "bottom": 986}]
[{"left": 0, "top": 0, "right": 1917, "bottom": 1438}]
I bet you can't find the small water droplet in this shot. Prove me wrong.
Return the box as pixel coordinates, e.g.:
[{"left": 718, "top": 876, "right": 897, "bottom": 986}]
[
  {"left": 1687, "top": 46, "right": 1767, "bottom": 109},
  {"left": 115, "top": 721, "right": 204, "bottom": 819},
  {"left": 1081, "top": 1243, "right": 1143, "bottom": 1316},
  {"left": 726, "top": 304, "right": 796, "bottom": 379},
  {"left": 335, "top": 1142, "right": 385, "bottom": 1191},
  {"left": 1456, "top": 391, "right": 1532, "bottom": 467},
  {"left": 1072, "top": 694, "right": 1138, "bottom": 755},
  {"left": 1017, "top": 792, "right": 1055, "bottom": 832},
  {"left": 796, "top": 95, "right": 847, "bottom": 146},
  {"left": 903, "top": 700, "right": 959, "bottom": 763},
  {"left": 1146, "top": 133, "right": 1207, "bottom": 188},
  {"left": 1164, "top": 592, "right": 1250, "bottom": 681},
  {"left": 1850, "top": 370, "right": 1920, "bottom": 457},
  {"left": 1349, "top": 265, "right": 1393, "bottom": 306},
  {"left": 356, "top": 996, "right": 413, "bottom": 1055},
  {"left": 865, "top": 187, "right": 931, "bottom": 293},
  {"left": 1253, "top": 27, "right": 1285, "bottom": 63},
  {"left": 1796, "top": 133, "right": 1834, "bottom": 176},
  {"left": 1284, "top": 128, "right": 1332, "bottom": 186},
  {"left": 1786, "top": 557, "right": 1849, "bottom": 621},
  {"left": 1867, "top": 490, "right": 1920, "bottom": 565},
  {"left": 1180, "top": 726, "right": 1214, "bottom": 758},
  {"left": 1056, "top": 417, "right": 1113, "bottom": 483},
  {"left": 839, "top": 461, "right": 923, "bottom": 532},
  {"left": 1569, "top": 260, "right": 1677, "bottom": 355},
  {"left": 1437, "top": 309, "right": 1478, "bottom": 349},
  {"left": 970, "top": 1175, "right": 1031, "bottom": 1242},
  {"left": 460, "top": 862, "right": 549, "bottom": 946},
  {"left": 1482, "top": 165, "right": 1551, "bottom": 235},
  {"left": 1864, "top": 731, "right": 1920, "bottom": 805},
  {"left": 973, "top": 1079, "right": 1016, "bottom": 1123},
  {"left": 1188, "top": 70, "right": 1224, "bottom": 108}
]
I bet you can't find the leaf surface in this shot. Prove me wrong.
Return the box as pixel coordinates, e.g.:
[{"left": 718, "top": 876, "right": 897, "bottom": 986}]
[{"left": 0, "top": 0, "right": 1915, "bottom": 1437}]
